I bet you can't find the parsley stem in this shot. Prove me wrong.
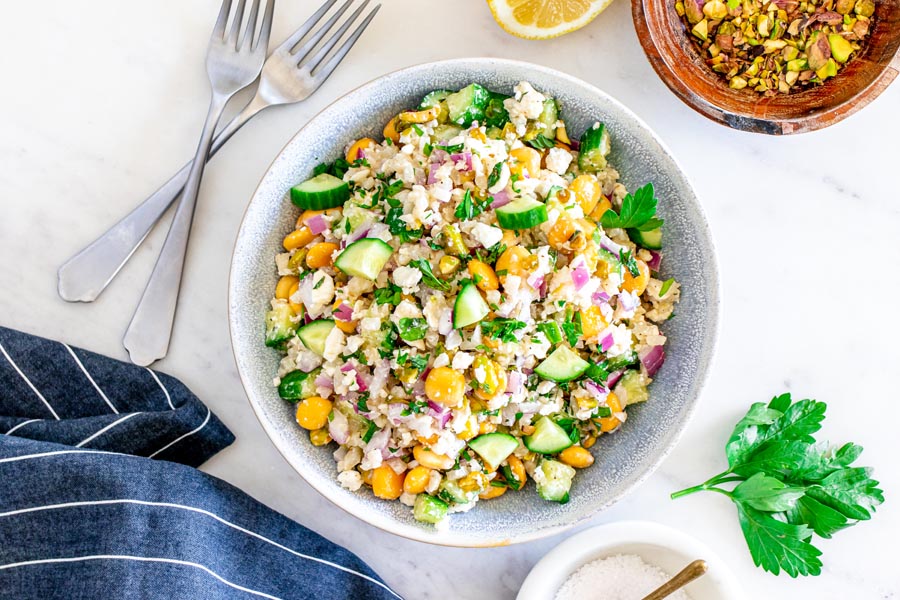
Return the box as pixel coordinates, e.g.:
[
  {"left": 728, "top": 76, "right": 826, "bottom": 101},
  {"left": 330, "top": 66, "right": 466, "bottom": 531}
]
[{"left": 670, "top": 470, "right": 734, "bottom": 499}]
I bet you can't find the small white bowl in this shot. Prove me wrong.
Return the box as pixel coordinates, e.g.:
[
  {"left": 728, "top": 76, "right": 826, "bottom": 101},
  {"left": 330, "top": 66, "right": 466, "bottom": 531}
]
[{"left": 518, "top": 521, "right": 743, "bottom": 600}]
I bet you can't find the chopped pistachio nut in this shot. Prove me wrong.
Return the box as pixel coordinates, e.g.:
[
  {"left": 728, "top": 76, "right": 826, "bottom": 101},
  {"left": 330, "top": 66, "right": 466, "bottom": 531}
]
[{"left": 677, "top": 0, "right": 874, "bottom": 95}]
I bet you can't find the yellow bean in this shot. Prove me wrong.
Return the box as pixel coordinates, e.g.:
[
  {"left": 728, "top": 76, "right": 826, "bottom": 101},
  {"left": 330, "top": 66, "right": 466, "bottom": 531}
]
[
  {"left": 295, "top": 396, "right": 332, "bottom": 430},
  {"left": 372, "top": 464, "right": 404, "bottom": 500},
  {"left": 309, "top": 428, "right": 332, "bottom": 446},
  {"left": 467, "top": 260, "right": 499, "bottom": 291},
  {"left": 559, "top": 446, "right": 595, "bottom": 469},
  {"left": 275, "top": 276, "right": 299, "bottom": 300},
  {"left": 413, "top": 445, "right": 455, "bottom": 470},
  {"left": 306, "top": 242, "right": 339, "bottom": 269},
  {"left": 283, "top": 226, "right": 315, "bottom": 251},
  {"left": 345, "top": 138, "right": 376, "bottom": 163},
  {"left": 403, "top": 466, "right": 432, "bottom": 495},
  {"left": 425, "top": 366, "right": 466, "bottom": 407},
  {"left": 479, "top": 484, "right": 507, "bottom": 500}
]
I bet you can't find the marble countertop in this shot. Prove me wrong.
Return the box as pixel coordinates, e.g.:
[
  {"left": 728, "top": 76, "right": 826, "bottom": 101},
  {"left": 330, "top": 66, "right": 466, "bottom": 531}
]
[{"left": 2, "top": 1, "right": 898, "bottom": 598}]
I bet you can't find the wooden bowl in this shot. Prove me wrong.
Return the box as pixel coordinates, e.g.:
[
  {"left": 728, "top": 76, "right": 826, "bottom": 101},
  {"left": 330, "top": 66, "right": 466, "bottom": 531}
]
[{"left": 633, "top": 0, "right": 900, "bottom": 134}]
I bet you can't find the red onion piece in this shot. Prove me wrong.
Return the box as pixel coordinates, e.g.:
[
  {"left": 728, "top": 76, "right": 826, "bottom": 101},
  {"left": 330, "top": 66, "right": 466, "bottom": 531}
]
[
  {"left": 340, "top": 363, "right": 354, "bottom": 373},
  {"left": 450, "top": 152, "right": 473, "bottom": 172},
  {"left": 600, "top": 333, "right": 614, "bottom": 352},
  {"left": 315, "top": 374, "right": 333, "bottom": 389},
  {"left": 599, "top": 234, "right": 624, "bottom": 256},
  {"left": 366, "top": 426, "right": 390, "bottom": 453},
  {"left": 526, "top": 272, "right": 545, "bottom": 291},
  {"left": 506, "top": 371, "right": 523, "bottom": 394},
  {"left": 370, "top": 360, "right": 390, "bottom": 396},
  {"left": 618, "top": 292, "right": 639, "bottom": 312},
  {"left": 355, "top": 372, "right": 369, "bottom": 392},
  {"left": 427, "top": 162, "right": 440, "bottom": 185},
  {"left": 584, "top": 380, "right": 609, "bottom": 400},
  {"left": 592, "top": 290, "right": 611, "bottom": 306},
  {"left": 490, "top": 189, "right": 512, "bottom": 209},
  {"left": 334, "top": 303, "right": 354, "bottom": 322},
  {"left": 328, "top": 408, "right": 350, "bottom": 445},
  {"left": 607, "top": 370, "right": 624, "bottom": 388},
  {"left": 306, "top": 214, "right": 328, "bottom": 235},
  {"left": 343, "top": 225, "right": 371, "bottom": 248},
  {"left": 571, "top": 258, "right": 590, "bottom": 291},
  {"left": 639, "top": 345, "right": 666, "bottom": 377},
  {"left": 647, "top": 250, "right": 662, "bottom": 272},
  {"left": 427, "top": 401, "right": 452, "bottom": 428}
]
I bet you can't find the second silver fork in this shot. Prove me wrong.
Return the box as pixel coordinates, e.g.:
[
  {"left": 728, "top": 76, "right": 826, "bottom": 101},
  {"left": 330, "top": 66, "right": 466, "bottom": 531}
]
[{"left": 57, "top": 0, "right": 379, "bottom": 305}]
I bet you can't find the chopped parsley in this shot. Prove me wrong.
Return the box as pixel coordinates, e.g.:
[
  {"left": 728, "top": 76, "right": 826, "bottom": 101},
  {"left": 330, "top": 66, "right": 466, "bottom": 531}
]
[
  {"left": 361, "top": 420, "right": 378, "bottom": 443},
  {"left": 398, "top": 317, "right": 428, "bottom": 342},
  {"left": 401, "top": 398, "right": 429, "bottom": 416},
  {"left": 619, "top": 249, "right": 641, "bottom": 277},
  {"left": 436, "top": 142, "right": 464, "bottom": 153},
  {"left": 526, "top": 133, "right": 556, "bottom": 150},
  {"left": 600, "top": 183, "right": 663, "bottom": 231},
  {"left": 410, "top": 258, "right": 450, "bottom": 292},
  {"left": 659, "top": 277, "right": 675, "bottom": 297},
  {"left": 397, "top": 351, "right": 429, "bottom": 371},
  {"left": 561, "top": 310, "right": 583, "bottom": 347},
  {"left": 537, "top": 321, "right": 563, "bottom": 344},
  {"left": 487, "top": 162, "right": 504, "bottom": 189},
  {"left": 481, "top": 318, "right": 526, "bottom": 343},
  {"left": 373, "top": 283, "right": 402, "bottom": 306}
]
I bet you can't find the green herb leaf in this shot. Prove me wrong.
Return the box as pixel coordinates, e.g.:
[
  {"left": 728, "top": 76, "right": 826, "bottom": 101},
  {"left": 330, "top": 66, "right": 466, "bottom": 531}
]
[
  {"left": 805, "top": 467, "right": 884, "bottom": 521},
  {"left": 736, "top": 503, "right": 823, "bottom": 577},
  {"left": 410, "top": 258, "right": 450, "bottom": 292},
  {"left": 436, "top": 143, "right": 464, "bottom": 153},
  {"left": 398, "top": 317, "right": 428, "bottom": 342},
  {"left": 659, "top": 277, "right": 675, "bottom": 297},
  {"left": 487, "top": 162, "right": 504, "bottom": 190},
  {"left": 362, "top": 420, "right": 379, "bottom": 443},
  {"left": 526, "top": 133, "right": 556, "bottom": 150},
  {"left": 374, "top": 283, "right": 403, "bottom": 306},
  {"left": 789, "top": 495, "right": 850, "bottom": 539},
  {"left": 619, "top": 249, "right": 640, "bottom": 277},
  {"left": 600, "top": 183, "right": 663, "bottom": 230},
  {"left": 732, "top": 473, "right": 806, "bottom": 512},
  {"left": 481, "top": 318, "right": 526, "bottom": 343},
  {"left": 537, "top": 322, "right": 563, "bottom": 344}
]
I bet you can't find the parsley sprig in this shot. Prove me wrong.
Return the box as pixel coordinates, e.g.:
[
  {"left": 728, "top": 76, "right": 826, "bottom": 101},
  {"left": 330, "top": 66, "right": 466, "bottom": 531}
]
[
  {"left": 481, "top": 318, "right": 526, "bottom": 343},
  {"left": 672, "top": 393, "right": 884, "bottom": 577},
  {"left": 601, "top": 183, "right": 664, "bottom": 231},
  {"left": 410, "top": 258, "right": 450, "bottom": 292}
]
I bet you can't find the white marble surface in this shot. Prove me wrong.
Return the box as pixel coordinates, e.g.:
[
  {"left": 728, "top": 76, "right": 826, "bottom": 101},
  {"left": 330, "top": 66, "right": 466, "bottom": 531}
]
[{"left": 2, "top": 1, "right": 899, "bottom": 598}]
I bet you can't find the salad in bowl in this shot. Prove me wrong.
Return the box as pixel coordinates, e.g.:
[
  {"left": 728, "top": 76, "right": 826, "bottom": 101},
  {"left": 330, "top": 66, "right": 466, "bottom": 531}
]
[{"left": 262, "top": 80, "right": 680, "bottom": 527}]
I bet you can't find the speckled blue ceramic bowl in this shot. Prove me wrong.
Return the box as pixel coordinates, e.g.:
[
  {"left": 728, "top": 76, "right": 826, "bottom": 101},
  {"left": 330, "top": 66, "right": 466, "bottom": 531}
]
[{"left": 229, "top": 58, "right": 720, "bottom": 547}]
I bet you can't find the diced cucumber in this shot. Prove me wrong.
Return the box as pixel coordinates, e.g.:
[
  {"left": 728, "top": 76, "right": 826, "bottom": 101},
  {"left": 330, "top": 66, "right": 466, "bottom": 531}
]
[
  {"left": 265, "top": 301, "right": 297, "bottom": 348},
  {"left": 536, "top": 458, "right": 576, "bottom": 503},
  {"left": 445, "top": 83, "right": 491, "bottom": 127},
  {"left": 525, "top": 98, "right": 558, "bottom": 143},
  {"left": 628, "top": 227, "right": 662, "bottom": 250},
  {"left": 297, "top": 319, "right": 335, "bottom": 356},
  {"left": 420, "top": 90, "right": 452, "bottom": 109},
  {"left": 453, "top": 282, "right": 489, "bottom": 328},
  {"left": 469, "top": 433, "right": 518, "bottom": 467},
  {"left": 524, "top": 416, "right": 574, "bottom": 454},
  {"left": 432, "top": 124, "right": 463, "bottom": 143},
  {"left": 578, "top": 122, "right": 611, "bottom": 173},
  {"left": 495, "top": 197, "right": 548, "bottom": 230},
  {"left": 438, "top": 479, "right": 479, "bottom": 504},
  {"left": 615, "top": 369, "right": 650, "bottom": 406},
  {"left": 596, "top": 248, "right": 624, "bottom": 278},
  {"left": 334, "top": 238, "right": 393, "bottom": 281},
  {"left": 290, "top": 173, "right": 350, "bottom": 210},
  {"left": 483, "top": 92, "right": 510, "bottom": 128},
  {"left": 535, "top": 346, "right": 590, "bottom": 383},
  {"left": 278, "top": 369, "right": 319, "bottom": 402},
  {"left": 413, "top": 494, "right": 449, "bottom": 524}
]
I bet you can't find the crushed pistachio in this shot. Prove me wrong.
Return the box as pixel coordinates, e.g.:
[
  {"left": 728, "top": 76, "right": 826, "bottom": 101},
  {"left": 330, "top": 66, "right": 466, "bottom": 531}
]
[{"left": 676, "top": 0, "right": 875, "bottom": 95}]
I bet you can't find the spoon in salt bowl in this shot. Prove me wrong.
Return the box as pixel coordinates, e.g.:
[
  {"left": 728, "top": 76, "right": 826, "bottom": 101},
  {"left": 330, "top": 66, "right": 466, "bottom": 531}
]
[{"left": 641, "top": 559, "right": 708, "bottom": 600}]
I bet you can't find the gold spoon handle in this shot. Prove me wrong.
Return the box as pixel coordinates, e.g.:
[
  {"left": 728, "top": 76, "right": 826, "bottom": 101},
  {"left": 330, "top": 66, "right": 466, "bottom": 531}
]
[{"left": 641, "top": 559, "right": 708, "bottom": 600}]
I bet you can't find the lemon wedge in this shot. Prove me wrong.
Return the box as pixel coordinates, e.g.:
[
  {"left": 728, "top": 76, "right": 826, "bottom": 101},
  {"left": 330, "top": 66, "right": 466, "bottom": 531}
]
[{"left": 486, "top": 0, "right": 615, "bottom": 39}]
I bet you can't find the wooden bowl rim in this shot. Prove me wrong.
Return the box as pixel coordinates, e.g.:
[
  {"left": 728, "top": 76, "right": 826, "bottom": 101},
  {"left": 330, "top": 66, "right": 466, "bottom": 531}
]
[{"left": 633, "top": 0, "right": 900, "bottom": 134}]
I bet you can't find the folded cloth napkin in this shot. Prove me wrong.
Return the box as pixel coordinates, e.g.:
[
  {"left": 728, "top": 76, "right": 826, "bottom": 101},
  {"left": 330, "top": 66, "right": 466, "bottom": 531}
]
[{"left": 0, "top": 326, "right": 400, "bottom": 600}]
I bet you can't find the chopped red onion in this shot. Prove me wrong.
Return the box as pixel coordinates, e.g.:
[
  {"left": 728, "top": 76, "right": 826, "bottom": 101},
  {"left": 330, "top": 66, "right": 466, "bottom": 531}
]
[
  {"left": 571, "top": 258, "right": 590, "bottom": 291},
  {"left": 639, "top": 345, "right": 666, "bottom": 377},
  {"left": 600, "top": 333, "right": 614, "bottom": 352},
  {"left": 427, "top": 162, "right": 440, "bottom": 185},
  {"left": 599, "top": 234, "right": 625, "bottom": 256},
  {"left": 592, "top": 290, "right": 611, "bottom": 306},
  {"left": 647, "top": 250, "right": 662, "bottom": 272},
  {"left": 450, "top": 152, "right": 473, "bottom": 172},
  {"left": 369, "top": 223, "right": 390, "bottom": 240},
  {"left": 315, "top": 374, "right": 333, "bottom": 389},
  {"left": 607, "top": 370, "right": 624, "bottom": 388},
  {"left": 618, "top": 291, "right": 639, "bottom": 312},
  {"left": 571, "top": 139, "right": 581, "bottom": 151},
  {"left": 584, "top": 380, "right": 609, "bottom": 400},
  {"left": 343, "top": 223, "right": 371, "bottom": 247},
  {"left": 334, "top": 303, "right": 354, "bottom": 322},
  {"left": 328, "top": 408, "right": 350, "bottom": 445},
  {"left": 506, "top": 371, "right": 523, "bottom": 394},
  {"left": 490, "top": 189, "right": 511, "bottom": 209},
  {"left": 370, "top": 360, "right": 390, "bottom": 396},
  {"left": 427, "top": 401, "right": 452, "bottom": 428},
  {"left": 526, "top": 272, "right": 545, "bottom": 291},
  {"left": 365, "top": 426, "right": 391, "bottom": 453},
  {"left": 355, "top": 372, "right": 369, "bottom": 392},
  {"left": 430, "top": 149, "right": 448, "bottom": 163},
  {"left": 340, "top": 363, "right": 354, "bottom": 373},
  {"left": 386, "top": 403, "right": 407, "bottom": 426},
  {"left": 306, "top": 214, "right": 328, "bottom": 235}
]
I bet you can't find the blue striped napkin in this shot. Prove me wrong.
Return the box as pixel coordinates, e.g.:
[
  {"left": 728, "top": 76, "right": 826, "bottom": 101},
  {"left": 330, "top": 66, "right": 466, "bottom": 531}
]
[{"left": 0, "top": 326, "right": 400, "bottom": 600}]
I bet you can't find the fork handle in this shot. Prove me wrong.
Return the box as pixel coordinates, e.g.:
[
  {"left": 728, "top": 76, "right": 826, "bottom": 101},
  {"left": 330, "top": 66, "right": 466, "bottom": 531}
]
[
  {"left": 56, "top": 93, "right": 267, "bottom": 303},
  {"left": 123, "top": 93, "right": 231, "bottom": 366}
]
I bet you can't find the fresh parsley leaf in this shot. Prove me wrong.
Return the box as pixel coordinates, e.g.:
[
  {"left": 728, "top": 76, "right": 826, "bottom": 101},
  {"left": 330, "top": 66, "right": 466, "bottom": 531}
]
[
  {"left": 789, "top": 495, "right": 850, "bottom": 539},
  {"left": 561, "top": 310, "right": 582, "bottom": 347},
  {"left": 313, "top": 276, "right": 324, "bottom": 290},
  {"left": 411, "top": 123, "right": 424, "bottom": 136},
  {"left": 487, "top": 162, "right": 504, "bottom": 189},
  {"left": 410, "top": 258, "right": 450, "bottom": 292},
  {"left": 357, "top": 393, "right": 370, "bottom": 413},
  {"left": 481, "top": 318, "right": 526, "bottom": 343},
  {"left": 731, "top": 473, "right": 805, "bottom": 512},
  {"left": 362, "top": 420, "right": 379, "bottom": 443},
  {"left": 401, "top": 398, "right": 429, "bottom": 416},
  {"left": 454, "top": 189, "right": 491, "bottom": 221},
  {"left": 475, "top": 242, "right": 507, "bottom": 266},
  {"left": 537, "top": 322, "right": 563, "bottom": 344},
  {"left": 526, "top": 133, "right": 556, "bottom": 150},
  {"left": 600, "top": 183, "right": 663, "bottom": 231},
  {"left": 736, "top": 503, "right": 823, "bottom": 577},
  {"left": 313, "top": 157, "right": 351, "bottom": 180},
  {"left": 423, "top": 143, "right": 433, "bottom": 157},
  {"left": 373, "top": 283, "right": 403, "bottom": 306},
  {"left": 805, "top": 467, "right": 885, "bottom": 521},
  {"left": 398, "top": 351, "right": 429, "bottom": 372},
  {"left": 398, "top": 317, "right": 428, "bottom": 342},
  {"left": 619, "top": 249, "right": 640, "bottom": 277},
  {"left": 436, "top": 143, "right": 464, "bottom": 153},
  {"left": 726, "top": 394, "right": 826, "bottom": 468},
  {"left": 659, "top": 277, "right": 675, "bottom": 297}
]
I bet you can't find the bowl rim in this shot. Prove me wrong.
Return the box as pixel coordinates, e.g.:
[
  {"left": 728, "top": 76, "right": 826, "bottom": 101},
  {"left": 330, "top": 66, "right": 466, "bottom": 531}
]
[
  {"left": 228, "top": 56, "right": 722, "bottom": 547},
  {"left": 516, "top": 520, "right": 744, "bottom": 599},
  {"left": 633, "top": 0, "right": 900, "bottom": 134}
]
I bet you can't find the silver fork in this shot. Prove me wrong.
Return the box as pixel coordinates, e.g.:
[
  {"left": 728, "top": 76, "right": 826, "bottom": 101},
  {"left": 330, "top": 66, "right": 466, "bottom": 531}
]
[
  {"left": 123, "top": 0, "right": 274, "bottom": 367},
  {"left": 57, "top": 0, "right": 380, "bottom": 303}
]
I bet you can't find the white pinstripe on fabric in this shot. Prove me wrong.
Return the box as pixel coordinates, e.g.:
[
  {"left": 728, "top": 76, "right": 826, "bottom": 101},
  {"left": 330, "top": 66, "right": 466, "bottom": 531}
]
[
  {"left": 0, "top": 555, "right": 282, "bottom": 599},
  {"left": 0, "top": 499, "right": 402, "bottom": 598},
  {"left": 4, "top": 419, "right": 40, "bottom": 436},
  {"left": 0, "top": 341, "right": 59, "bottom": 420},
  {"left": 145, "top": 368, "right": 175, "bottom": 411},
  {"left": 75, "top": 413, "right": 141, "bottom": 448},
  {"left": 147, "top": 407, "right": 210, "bottom": 459},
  {"left": 62, "top": 343, "right": 119, "bottom": 414},
  {"left": 0, "top": 450, "right": 116, "bottom": 464}
]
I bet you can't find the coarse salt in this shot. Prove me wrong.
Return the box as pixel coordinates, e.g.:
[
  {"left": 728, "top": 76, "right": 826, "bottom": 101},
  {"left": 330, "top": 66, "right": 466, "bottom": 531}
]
[{"left": 554, "top": 554, "right": 692, "bottom": 600}]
